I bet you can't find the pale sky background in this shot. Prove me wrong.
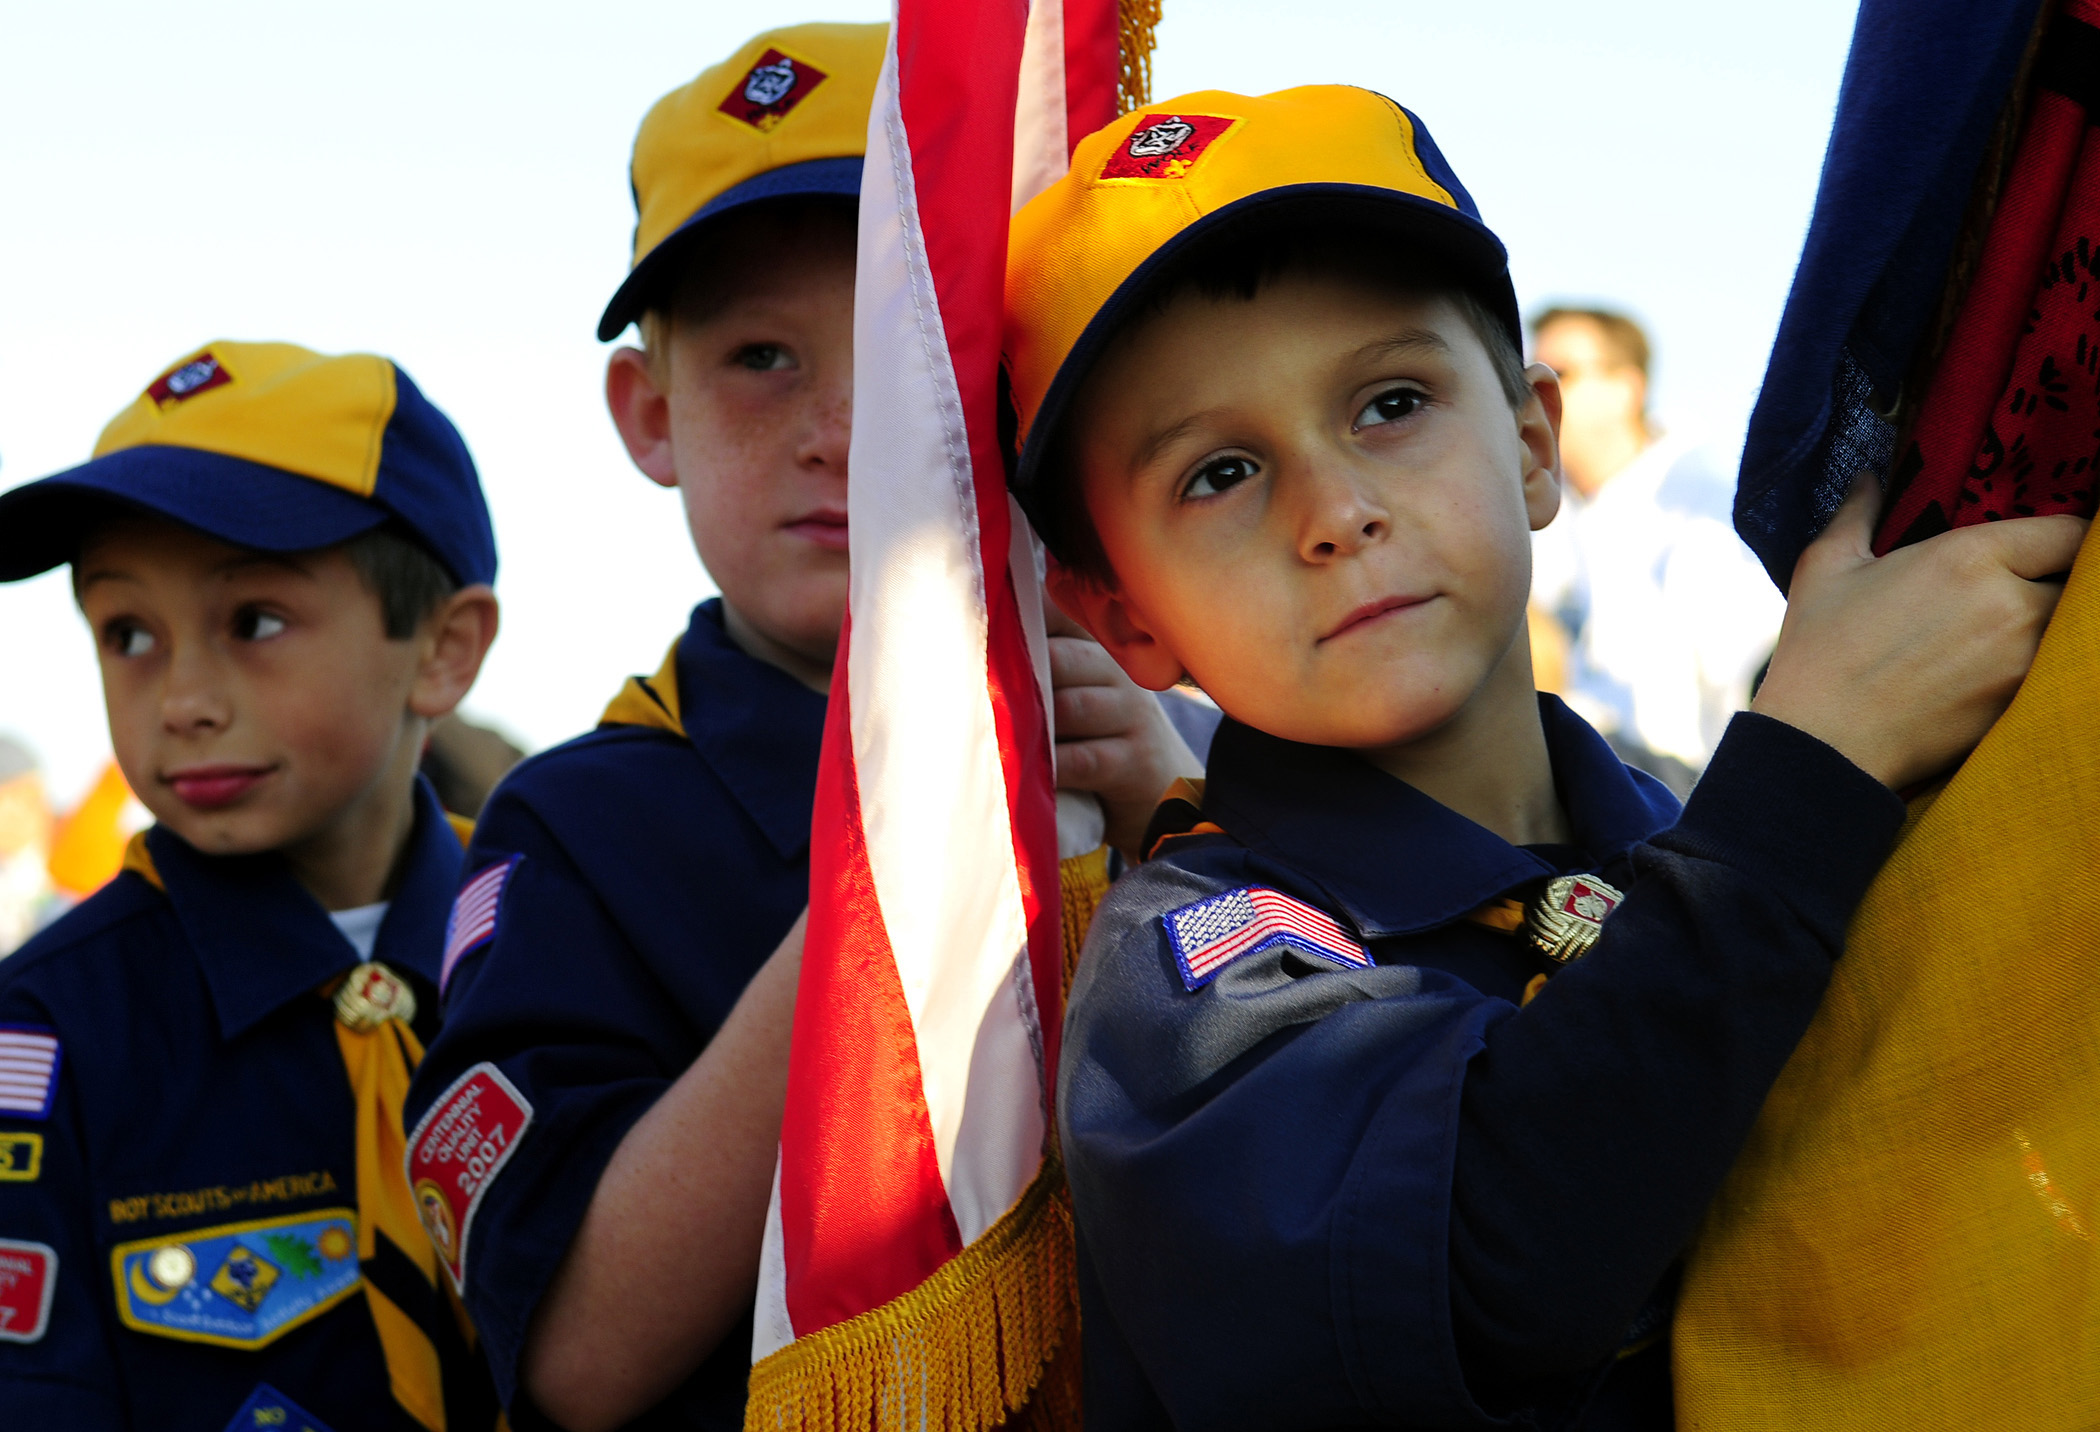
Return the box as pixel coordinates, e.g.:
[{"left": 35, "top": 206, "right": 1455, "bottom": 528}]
[{"left": 0, "top": 0, "right": 1860, "bottom": 807}]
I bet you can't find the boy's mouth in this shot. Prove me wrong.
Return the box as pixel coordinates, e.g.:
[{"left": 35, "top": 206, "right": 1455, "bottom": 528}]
[
  {"left": 163, "top": 763, "right": 275, "bottom": 810},
  {"left": 784, "top": 508, "right": 850, "bottom": 551},
  {"left": 1322, "top": 594, "right": 1433, "bottom": 643}
]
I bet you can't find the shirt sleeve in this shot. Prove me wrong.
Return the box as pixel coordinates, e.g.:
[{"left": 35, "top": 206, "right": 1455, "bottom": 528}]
[
  {"left": 1058, "top": 713, "right": 1906, "bottom": 1429},
  {"left": 0, "top": 991, "right": 127, "bottom": 1424},
  {"left": 1060, "top": 858, "right": 1510, "bottom": 1429},
  {"left": 1449, "top": 713, "right": 1903, "bottom": 1395},
  {"left": 406, "top": 785, "right": 697, "bottom": 1411}
]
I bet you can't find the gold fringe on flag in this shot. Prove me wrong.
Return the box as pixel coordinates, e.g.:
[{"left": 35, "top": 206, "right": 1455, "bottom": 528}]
[
  {"left": 1118, "top": 0, "right": 1162, "bottom": 114},
  {"left": 743, "top": 1155, "right": 1081, "bottom": 1432},
  {"left": 1059, "top": 845, "right": 1112, "bottom": 994},
  {"left": 746, "top": 848, "right": 1112, "bottom": 1432}
]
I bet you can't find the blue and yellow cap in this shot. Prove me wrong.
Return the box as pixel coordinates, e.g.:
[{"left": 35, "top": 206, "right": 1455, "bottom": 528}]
[
  {"left": 597, "top": 22, "right": 888, "bottom": 341},
  {"left": 0, "top": 341, "right": 496, "bottom": 587},
  {"left": 1003, "top": 86, "right": 1520, "bottom": 545}
]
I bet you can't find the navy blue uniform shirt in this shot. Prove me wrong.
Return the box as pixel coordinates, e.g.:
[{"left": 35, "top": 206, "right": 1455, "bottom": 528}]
[
  {"left": 1060, "top": 699, "right": 1906, "bottom": 1431},
  {"left": 0, "top": 777, "right": 480, "bottom": 1431},
  {"left": 405, "top": 600, "right": 825, "bottom": 1431}
]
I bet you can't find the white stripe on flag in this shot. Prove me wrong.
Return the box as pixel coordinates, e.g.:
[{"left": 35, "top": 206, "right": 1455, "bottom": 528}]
[
  {"left": 845, "top": 35, "right": 1045, "bottom": 1244},
  {"left": 752, "top": 1155, "right": 795, "bottom": 1362},
  {"left": 1010, "top": 0, "right": 1070, "bottom": 212}
]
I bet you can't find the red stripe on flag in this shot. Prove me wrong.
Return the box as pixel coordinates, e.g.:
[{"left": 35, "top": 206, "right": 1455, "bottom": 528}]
[
  {"left": 986, "top": 545, "right": 1065, "bottom": 1105},
  {"left": 781, "top": 630, "right": 964, "bottom": 1335},
  {"left": 1061, "top": 0, "right": 1121, "bottom": 149}
]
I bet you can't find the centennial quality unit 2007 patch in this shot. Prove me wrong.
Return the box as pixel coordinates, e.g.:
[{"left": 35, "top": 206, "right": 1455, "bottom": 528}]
[
  {"left": 1164, "top": 885, "right": 1371, "bottom": 990},
  {"left": 0, "top": 1238, "right": 56, "bottom": 1343},
  {"left": 406, "top": 1061, "right": 533, "bottom": 1290}
]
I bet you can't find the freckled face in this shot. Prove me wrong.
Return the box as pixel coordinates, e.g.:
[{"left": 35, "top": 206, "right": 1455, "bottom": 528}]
[
  {"left": 76, "top": 519, "right": 424, "bottom": 856},
  {"left": 661, "top": 209, "right": 856, "bottom": 671},
  {"left": 1070, "top": 275, "right": 1558, "bottom": 749}
]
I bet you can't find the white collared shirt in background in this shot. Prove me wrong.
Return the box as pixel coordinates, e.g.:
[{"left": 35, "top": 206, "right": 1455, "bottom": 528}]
[{"left": 1532, "top": 434, "right": 1785, "bottom": 769}]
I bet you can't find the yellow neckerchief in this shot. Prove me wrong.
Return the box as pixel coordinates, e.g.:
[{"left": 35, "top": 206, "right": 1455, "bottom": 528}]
[
  {"left": 123, "top": 830, "right": 460, "bottom": 1431},
  {"left": 599, "top": 638, "right": 684, "bottom": 735}
]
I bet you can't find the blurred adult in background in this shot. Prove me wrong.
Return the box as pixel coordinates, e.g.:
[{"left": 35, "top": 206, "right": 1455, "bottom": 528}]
[
  {"left": 0, "top": 735, "right": 61, "bottom": 956},
  {"left": 1530, "top": 306, "right": 1784, "bottom": 792},
  {"left": 420, "top": 713, "right": 527, "bottom": 819}
]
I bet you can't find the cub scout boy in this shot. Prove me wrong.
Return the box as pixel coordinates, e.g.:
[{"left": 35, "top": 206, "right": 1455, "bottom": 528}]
[
  {"left": 406, "top": 22, "right": 1196, "bottom": 1432},
  {"left": 1002, "top": 89, "right": 2087, "bottom": 1429},
  {"left": 0, "top": 342, "right": 502, "bottom": 1431}
]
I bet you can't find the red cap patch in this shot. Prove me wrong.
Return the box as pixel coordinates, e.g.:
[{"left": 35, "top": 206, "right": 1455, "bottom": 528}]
[
  {"left": 1559, "top": 877, "right": 1620, "bottom": 923},
  {"left": 1100, "top": 113, "right": 1239, "bottom": 181},
  {"left": 718, "top": 49, "right": 829, "bottom": 132},
  {"left": 405, "top": 1062, "right": 533, "bottom": 1290},
  {"left": 146, "top": 351, "right": 232, "bottom": 408},
  {"left": 0, "top": 1239, "right": 55, "bottom": 1344}
]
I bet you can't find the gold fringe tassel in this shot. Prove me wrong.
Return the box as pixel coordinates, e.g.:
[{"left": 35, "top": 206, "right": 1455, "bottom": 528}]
[
  {"left": 1118, "top": 0, "right": 1162, "bottom": 114},
  {"left": 744, "top": 1156, "right": 1081, "bottom": 1432},
  {"left": 1058, "top": 846, "right": 1112, "bottom": 995}
]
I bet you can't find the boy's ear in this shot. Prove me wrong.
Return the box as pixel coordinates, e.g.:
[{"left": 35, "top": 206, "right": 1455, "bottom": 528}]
[
  {"left": 1045, "top": 563, "right": 1187, "bottom": 693},
  {"left": 1518, "top": 361, "right": 1565, "bottom": 534},
  {"left": 408, "top": 586, "right": 500, "bottom": 722},
  {"left": 605, "top": 346, "right": 679, "bottom": 489}
]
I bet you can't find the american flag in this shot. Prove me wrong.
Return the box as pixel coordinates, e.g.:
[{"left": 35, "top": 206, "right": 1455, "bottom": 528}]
[
  {"left": 1166, "top": 886, "right": 1370, "bottom": 990},
  {"left": 747, "top": 1, "right": 1128, "bottom": 1426},
  {"left": 0, "top": 1026, "right": 61, "bottom": 1120},
  {"left": 440, "top": 856, "right": 516, "bottom": 992}
]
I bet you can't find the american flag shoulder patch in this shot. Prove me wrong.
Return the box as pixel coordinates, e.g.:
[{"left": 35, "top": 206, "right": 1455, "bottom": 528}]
[
  {"left": 1162, "top": 886, "right": 1370, "bottom": 991},
  {"left": 0, "top": 1025, "right": 61, "bottom": 1121},
  {"left": 441, "top": 857, "right": 520, "bottom": 992}
]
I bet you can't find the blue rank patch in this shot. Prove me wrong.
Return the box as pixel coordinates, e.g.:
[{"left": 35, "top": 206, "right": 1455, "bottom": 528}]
[
  {"left": 113, "top": 1208, "right": 361, "bottom": 1349},
  {"left": 224, "top": 1382, "right": 335, "bottom": 1432}
]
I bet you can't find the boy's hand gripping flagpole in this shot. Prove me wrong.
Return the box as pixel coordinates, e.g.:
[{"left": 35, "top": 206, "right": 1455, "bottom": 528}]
[{"left": 745, "top": 3, "right": 1149, "bottom": 1429}]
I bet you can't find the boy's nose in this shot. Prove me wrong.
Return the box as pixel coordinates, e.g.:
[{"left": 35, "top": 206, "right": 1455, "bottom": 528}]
[
  {"left": 1295, "top": 459, "right": 1389, "bottom": 561},
  {"left": 159, "top": 646, "right": 232, "bottom": 733},
  {"left": 799, "top": 383, "right": 853, "bottom": 477}
]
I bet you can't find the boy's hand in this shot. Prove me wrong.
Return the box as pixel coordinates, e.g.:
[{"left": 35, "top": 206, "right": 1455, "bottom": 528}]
[
  {"left": 1046, "top": 600, "right": 1203, "bottom": 857},
  {"left": 1752, "top": 473, "right": 2089, "bottom": 790}
]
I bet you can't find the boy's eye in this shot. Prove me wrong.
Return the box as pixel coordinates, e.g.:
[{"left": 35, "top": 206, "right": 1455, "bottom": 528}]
[
  {"left": 733, "top": 343, "right": 795, "bottom": 372},
  {"left": 1184, "top": 455, "right": 1259, "bottom": 499},
  {"left": 234, "top": 608, "right": 287, "bottom": 642},
  {"left": 1356, "top": 387, "right": 1426, "bottom": 429},
  {"left": 107, "top": 623, "right": 155, "bottom": 658}
]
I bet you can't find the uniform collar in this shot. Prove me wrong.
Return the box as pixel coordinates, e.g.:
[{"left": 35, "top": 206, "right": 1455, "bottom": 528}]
[
  {"left": 1201, "top": 695, "right": 1680, "bottom": 940},
  {"left": 147, "top": 776, "right": 464, "bottom": 1040},
  {"left": 676, "top": 599, "right": 829, "bottom": 861}
]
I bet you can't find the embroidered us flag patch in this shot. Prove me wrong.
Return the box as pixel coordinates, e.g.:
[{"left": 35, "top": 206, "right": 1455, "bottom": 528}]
[
  {"left": 1163, "top": 886, "right": 1369, "bottom": 991},
  {"left": 0, "top": 1026, "right": 60, "bottom": 1121},
  {"left": 441, "top": 857, "right": 518, "bottom": 992}
]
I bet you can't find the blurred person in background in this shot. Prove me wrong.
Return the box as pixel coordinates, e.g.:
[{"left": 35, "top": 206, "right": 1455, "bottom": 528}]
[
  {"left": 1529, "top": 306, "right": 1784, "bottom": 793},
  {"left": 0, "top": 736, "right": 62, "bottom": 956},
  {"left": 420, "top": 714, "right": 526, "bottom": 819}
]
